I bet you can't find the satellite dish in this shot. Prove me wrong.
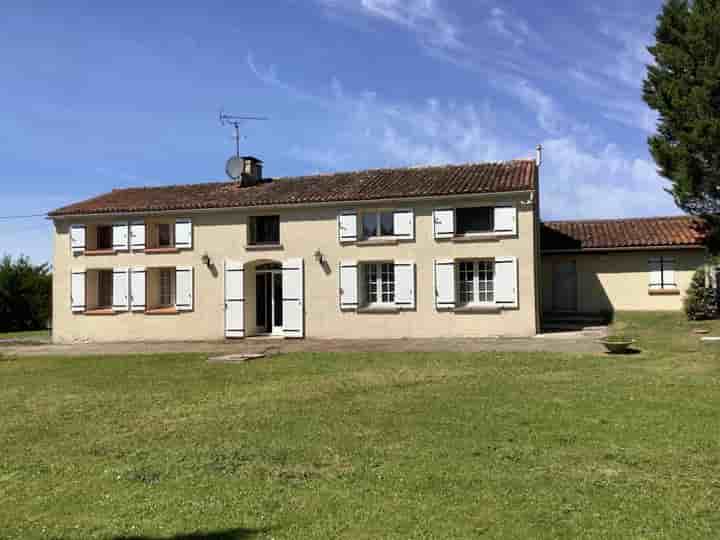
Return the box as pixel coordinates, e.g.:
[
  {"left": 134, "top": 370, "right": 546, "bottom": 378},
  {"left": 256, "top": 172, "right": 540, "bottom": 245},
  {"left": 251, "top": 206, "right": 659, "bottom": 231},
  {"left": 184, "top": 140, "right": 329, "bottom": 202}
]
[{"left": 226, "top": 156, "right": 244, "bottom": 180}]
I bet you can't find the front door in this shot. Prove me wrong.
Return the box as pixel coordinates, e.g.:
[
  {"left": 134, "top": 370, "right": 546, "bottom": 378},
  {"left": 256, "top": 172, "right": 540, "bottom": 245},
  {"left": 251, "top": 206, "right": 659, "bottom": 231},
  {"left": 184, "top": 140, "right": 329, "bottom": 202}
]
[
  {"left": 553, "top": 261, "right": 578, "bottom": 312},
  {"left": 256, "top": 269, "right": 283, "bottom": 335}
]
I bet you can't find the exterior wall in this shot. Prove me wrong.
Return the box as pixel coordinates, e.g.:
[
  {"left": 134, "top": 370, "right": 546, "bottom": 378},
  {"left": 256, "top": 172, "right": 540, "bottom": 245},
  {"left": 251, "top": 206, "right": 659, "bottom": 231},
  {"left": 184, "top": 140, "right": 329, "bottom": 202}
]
[
  {"left": 541, "top": 249, "right": 707, "bottom": 313},
  {"left": 52, "top": 192, "right": 540, "bottom": 342}
]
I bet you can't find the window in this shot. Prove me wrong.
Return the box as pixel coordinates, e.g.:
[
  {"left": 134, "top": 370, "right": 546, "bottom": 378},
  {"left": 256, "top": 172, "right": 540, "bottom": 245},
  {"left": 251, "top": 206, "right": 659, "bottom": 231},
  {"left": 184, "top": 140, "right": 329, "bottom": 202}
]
[
  {"left": 362, "top": 211, "right": 394, "bottom": 238},
  {"left": 456, "top": 207, "right": 494, "bottom": 235},
  {"left": 97, "top": 270, "right": 113, "bottom": 308},
  {"left": 159, "top": 269, "right": 174, "bottom": 307},
  {"left": 96, "top": 225, "right": 112, "bottom": 250},
  {"left": 457, "top": 260, "right": 494, "bottom": 305},
  {"left": 362, "top": 262, "right": 395, "bottom": 305},
  {"left": 249, "top": 215, "right": 280, "bottom": 245},
  {"left": 649, "top": 257, "right": 676, "bottom": 289},
  {"left": 158, "top": 224, "right": 172, "bottom": 247}
]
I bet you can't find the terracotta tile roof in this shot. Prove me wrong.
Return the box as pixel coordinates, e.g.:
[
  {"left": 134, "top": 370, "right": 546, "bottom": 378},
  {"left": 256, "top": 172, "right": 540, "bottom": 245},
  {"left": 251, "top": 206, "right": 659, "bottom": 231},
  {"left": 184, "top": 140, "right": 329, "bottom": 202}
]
[
  {"left": 48, "top": 160, "right": 537, "bottom": 217},
  {"left": 541, "top": 216, "right": 708, "bottom": 251}
]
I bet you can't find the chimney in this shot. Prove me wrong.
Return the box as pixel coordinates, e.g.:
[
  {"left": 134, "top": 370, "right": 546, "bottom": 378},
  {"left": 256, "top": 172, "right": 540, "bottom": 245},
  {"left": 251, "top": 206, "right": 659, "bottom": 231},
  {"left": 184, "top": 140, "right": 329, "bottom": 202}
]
[
  {"left": 241, "top": 156, "right": 263, "bottom": 186},
  {"left": 535, "top": 144, "right": 543, "bottom": 167}
]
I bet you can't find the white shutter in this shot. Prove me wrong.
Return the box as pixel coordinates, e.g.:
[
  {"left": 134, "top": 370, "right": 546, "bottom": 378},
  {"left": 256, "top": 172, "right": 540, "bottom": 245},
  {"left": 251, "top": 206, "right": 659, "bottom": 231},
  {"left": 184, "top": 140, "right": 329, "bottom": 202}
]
[
  {"left": 394, "top": 261, "right": 415, "bottom": 309},
  {"left": 393, "top": 209, "right": 414, "bottom": 240},
  {"left": 663, "top": 258, "right": 676, "bottom": 287},
  {"left": 71, "top": 270, "right": 86, "bottom": 312},
  {"left": 433, "top": 209, "right": 454, "bottom": 239},
  {"left": 282, "top": 258, "right": 304, "bottom": 337},
  {"left": 648, "top": 258, "right": 662, "bottom": 289},
  {"left": 495, "top": 256, "right": 518, "bottom": 308},
  {"left": 494, "top": 205, "right": 517, "bottom": 234},
  {"left": 434, "top": 259, "right": 455, "bottom": 309},
  {"left": 339, "top": 260, "right": 358, "bottom": 310},
  {"left": 70, "top": 225, "right": 86, "bottom": 254},
  {"left": 175, "top": 218, "right": 192, "bottom": 249},
  {"left": 112, "top": 267, "right": 130, "bottom": 311},
  {"left": 130, "top": 221, "right": 145, "bottom": 251},
  {"left": 175, "top": 266, "right": 193, "bottom": 311},
  {"left": 112, "top": 222, "right": 129, "bottom": 251},
  {"left": 224, "top": 260, "right": 244, "bottom": 338},
  {"left": 130, "top": 267, "right": 146, "bottom": 311},
  {"left": 338, "top": 211, "right": 357, "bottom": 243}
]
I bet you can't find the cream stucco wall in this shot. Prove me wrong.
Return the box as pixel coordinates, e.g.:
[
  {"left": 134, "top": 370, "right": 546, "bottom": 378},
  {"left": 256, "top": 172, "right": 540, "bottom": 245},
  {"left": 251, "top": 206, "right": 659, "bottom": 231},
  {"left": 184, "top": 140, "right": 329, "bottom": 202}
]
[
  {"left": 541, "top": 249, "right": 707, "bottom": 313},
  {"left": 52, "top": 192, "right": 540, "bottom": 342}
]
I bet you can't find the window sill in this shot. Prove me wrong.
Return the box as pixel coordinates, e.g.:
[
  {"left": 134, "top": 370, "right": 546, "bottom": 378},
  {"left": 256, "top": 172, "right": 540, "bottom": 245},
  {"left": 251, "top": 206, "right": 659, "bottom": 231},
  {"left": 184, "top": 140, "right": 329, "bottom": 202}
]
[
  {"left": 451, "top": 233, "right": 514, "bottom": 243},
  {"left": 356, "top": 237, "right": 399, "bottom": 246},
  {"left": 358, "top": 305, "right": 400, "bottom": 313},
  {"left": 145, "top": 307, "right": 179, "bottom": 315},
  {"left": 84, "top": 249, "right": 115, "bottom": 256},
  {"left": 245, "top": 243, "right": 284, "bottom": 251},
  {"left": 84, "top": 308, "right": 116, "bottom": 316},
  {"left": 454, "top": 304, "right": 501, "bottom": 313},
  {"left": 144, "top": 247, "right": 180, "bottom": 254},
  {"left": 648, "top": 288, "right": 680, "bottom": 296}
]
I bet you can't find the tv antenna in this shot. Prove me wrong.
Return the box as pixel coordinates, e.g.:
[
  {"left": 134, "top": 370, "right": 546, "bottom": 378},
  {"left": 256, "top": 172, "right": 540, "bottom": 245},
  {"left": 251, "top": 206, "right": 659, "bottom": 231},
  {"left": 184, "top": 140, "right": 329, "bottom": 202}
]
[{"left": 219, "top": 110, "right": 268, "bottom": 157}]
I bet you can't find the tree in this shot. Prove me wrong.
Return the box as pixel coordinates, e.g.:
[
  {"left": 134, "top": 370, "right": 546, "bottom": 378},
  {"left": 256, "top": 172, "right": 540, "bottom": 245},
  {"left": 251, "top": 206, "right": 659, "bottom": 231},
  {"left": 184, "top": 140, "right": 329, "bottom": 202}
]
[
  {"left": 0, "top": 255, "right": 52, "bottom": 332},
  {"left": 684, "top": 267, "right": 718, "bottom": 320},
  {"left": 643, "top": 0, "right": 720, "bottom": 224}
]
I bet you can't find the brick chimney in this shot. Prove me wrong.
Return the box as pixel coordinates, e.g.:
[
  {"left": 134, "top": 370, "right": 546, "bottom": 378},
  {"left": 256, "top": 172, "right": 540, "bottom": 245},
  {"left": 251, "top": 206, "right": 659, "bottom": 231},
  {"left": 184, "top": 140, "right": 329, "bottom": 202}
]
[{"left": 241, "top": 156, "right": 263, "bottom": 186}]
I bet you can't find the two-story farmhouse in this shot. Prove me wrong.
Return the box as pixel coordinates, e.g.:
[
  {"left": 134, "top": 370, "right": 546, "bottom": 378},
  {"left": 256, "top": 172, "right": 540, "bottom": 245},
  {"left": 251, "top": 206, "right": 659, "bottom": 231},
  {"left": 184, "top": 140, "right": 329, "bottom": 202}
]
[{"left": 48, "top": 156, "right": 709, "bottom": 343}]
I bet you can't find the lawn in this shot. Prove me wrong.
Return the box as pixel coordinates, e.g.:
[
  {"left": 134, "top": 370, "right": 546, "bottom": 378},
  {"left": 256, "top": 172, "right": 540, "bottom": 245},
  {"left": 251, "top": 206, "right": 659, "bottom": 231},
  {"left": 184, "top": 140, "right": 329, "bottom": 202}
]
[
  {"left": 2, "top": 313, "right": 720, "bottom": 539},
  {"left": 0, "top": 329, "right": 50, "bottom": 341}
]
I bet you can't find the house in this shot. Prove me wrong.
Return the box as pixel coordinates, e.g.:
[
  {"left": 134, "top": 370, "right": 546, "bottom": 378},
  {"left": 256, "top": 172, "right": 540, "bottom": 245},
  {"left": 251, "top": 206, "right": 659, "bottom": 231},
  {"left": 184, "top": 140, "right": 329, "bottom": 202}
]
[{"left": 47, "top": 155, "right": 709, "bottom": 343}]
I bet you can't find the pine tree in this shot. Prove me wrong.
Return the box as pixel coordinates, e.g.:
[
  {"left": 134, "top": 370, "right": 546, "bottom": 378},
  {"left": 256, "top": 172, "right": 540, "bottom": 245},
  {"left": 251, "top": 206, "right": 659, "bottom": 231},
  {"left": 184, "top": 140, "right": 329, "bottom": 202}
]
[{"left": 643, "top": 0, "right": 720, "bottom": 223}]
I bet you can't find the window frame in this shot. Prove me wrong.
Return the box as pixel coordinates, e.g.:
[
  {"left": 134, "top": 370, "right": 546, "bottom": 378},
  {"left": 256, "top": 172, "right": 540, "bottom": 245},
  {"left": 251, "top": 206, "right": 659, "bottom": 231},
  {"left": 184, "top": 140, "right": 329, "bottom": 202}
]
[
  {"left": 649, "top": 256, "right": 676, "bottom": 290},
  {"left": 157, "top": 223, "right": 173, "bottom": 248},
  {"left": 158, "top": 268, "right": 174, "bottom": 307},
  {"left": 362, "top": 261, "right": 395, "bottom": 306},
  {"left": 361, "top": 210, "right": 395, "bottom": 239},
  {"left": 456, "top": 259, "right": 495, "bottom": 306},
  {"left": 454, "top": 206, "right": 495, "bottom": 236},
  {"left": 249, "top": 215, "right": 281, "bottom": 245}
]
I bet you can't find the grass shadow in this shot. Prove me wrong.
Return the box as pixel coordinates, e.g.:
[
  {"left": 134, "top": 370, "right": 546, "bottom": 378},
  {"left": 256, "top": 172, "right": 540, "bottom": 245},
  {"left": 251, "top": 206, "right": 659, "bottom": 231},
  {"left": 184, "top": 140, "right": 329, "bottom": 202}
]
[{"left": 111, "top": 528, "right": 266, "bottom": 540}]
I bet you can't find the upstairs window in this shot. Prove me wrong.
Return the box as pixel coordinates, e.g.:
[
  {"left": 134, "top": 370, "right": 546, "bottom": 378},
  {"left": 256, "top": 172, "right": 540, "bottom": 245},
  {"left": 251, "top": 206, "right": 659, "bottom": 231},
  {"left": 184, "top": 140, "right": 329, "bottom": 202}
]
[
  {"left": 456, "top": 207, "right": 494, "bottom": 235},
  {"left": 457, "top": 260, "right": 495, "bottom": 305},
  {"left": 362, "top": 211, "right": 394, "bottom": 239},
  {"left": 362, "top": 262, "right": 395, "bottom": 306},
  {"left": 96, "top": 226, "right": 113, "bottom": 250},
  {"left": 158, "top": 224, "right": 172, "bottom": 248},
  {"left": 249, "top": 216, "right": 280, "bottom": 245}
]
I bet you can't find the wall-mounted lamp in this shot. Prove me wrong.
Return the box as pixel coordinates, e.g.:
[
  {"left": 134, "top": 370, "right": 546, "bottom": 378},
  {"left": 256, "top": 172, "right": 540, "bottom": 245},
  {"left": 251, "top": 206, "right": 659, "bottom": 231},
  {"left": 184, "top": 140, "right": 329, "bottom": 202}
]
[
  {"left": 201, "top": 252, "right": 212, "bottom": 267},
  {"left": 313, "top": 249, "right": 325, "bottom": 265}
]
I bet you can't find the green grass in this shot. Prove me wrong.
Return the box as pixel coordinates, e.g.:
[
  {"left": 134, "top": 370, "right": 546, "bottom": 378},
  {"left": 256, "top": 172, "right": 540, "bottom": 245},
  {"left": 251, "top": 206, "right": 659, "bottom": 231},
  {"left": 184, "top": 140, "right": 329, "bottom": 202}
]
[
  {"left": 2, "top": 313, "right": 720, "bottom": 539},
  {"left": 0, "top": 329, "right": 50, "bottom": 341}
]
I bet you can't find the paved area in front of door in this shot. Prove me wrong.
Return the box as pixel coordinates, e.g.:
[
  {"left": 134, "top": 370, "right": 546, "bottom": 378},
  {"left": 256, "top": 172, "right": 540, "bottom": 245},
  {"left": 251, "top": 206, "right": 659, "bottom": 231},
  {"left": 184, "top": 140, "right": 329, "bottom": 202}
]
[{"left": 2, "top": 327, "right": 608, "bottom": 357}]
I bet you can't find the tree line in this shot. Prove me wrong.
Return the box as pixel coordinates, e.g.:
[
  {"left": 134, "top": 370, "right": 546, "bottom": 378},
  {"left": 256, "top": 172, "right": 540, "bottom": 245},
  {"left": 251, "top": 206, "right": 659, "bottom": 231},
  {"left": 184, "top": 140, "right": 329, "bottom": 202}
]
[{"left": 0, "top": 255, "right": 52, "bottom": 333}]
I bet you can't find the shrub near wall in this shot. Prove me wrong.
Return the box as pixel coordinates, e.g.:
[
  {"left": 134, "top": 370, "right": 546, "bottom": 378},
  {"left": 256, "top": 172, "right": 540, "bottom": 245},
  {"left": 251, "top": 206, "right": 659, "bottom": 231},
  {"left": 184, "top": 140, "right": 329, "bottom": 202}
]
[
  {"left": 684, "top": 268, "right": 717, "bottom": 321},
  {"left": 0, "top": 255, "right": 52, "bottom": 332}
]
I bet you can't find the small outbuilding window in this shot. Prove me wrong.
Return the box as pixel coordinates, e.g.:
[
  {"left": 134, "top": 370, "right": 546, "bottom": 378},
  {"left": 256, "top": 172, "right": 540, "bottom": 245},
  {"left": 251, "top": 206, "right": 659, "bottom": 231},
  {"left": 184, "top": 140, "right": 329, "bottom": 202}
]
[{"left": 649, "top": 257, "right": 676, "bottom": 290}]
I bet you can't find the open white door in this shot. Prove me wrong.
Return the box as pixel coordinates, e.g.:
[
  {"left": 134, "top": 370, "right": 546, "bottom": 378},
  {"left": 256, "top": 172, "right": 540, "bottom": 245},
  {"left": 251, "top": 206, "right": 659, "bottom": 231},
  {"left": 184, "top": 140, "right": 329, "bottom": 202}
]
[
  {"left": 282, "top": 258, "right": 304, "bottom": 338},
  {"left": 225, "top": 260, "right": 244, "bottom": 338}
]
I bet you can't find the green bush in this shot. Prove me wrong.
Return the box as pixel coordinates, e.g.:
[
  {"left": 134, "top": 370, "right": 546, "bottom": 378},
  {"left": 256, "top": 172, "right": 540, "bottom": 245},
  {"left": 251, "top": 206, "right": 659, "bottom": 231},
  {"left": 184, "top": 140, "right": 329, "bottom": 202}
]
[
  {"left": 0, "top": 255, "right": 52, "bottom": 332},
  {"left": 684, "top": 268, "right": 717, "bottom": 321}
]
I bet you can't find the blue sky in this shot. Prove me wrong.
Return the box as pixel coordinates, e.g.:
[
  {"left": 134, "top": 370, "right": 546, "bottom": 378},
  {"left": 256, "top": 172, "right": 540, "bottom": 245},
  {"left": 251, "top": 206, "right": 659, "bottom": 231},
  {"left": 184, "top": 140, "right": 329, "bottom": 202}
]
[{"left": 1, "top": 0, "right": 675, "bottom": 264}]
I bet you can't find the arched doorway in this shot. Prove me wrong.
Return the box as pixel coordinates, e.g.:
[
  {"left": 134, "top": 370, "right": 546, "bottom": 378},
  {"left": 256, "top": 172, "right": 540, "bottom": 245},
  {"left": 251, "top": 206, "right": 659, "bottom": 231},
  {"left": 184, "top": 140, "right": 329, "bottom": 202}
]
[{"left": 254, "top": 262, "right": 283, "bottom": 335}]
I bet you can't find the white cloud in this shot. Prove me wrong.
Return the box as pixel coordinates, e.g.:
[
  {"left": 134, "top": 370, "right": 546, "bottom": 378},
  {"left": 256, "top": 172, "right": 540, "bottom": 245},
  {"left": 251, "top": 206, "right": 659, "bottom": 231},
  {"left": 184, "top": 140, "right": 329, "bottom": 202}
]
[
  {"left": 488, "top": 6, "right": 530, "bottom": 47},
  {"left": 506, "top": 79, "right": 563, "bottom": 135},
  {"left": 248, "top": 54, "right": 677, "bottom": 221},
  {"left": 317, "top": 0, "right": 462, "bottom": 50}
]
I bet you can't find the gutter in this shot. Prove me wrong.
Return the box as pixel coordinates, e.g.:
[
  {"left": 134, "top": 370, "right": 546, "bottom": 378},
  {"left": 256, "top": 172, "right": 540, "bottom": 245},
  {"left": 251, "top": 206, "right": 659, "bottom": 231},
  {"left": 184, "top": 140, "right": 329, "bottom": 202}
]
[{"left": 541, "top": 244, "right": 705, "bottom": 254}]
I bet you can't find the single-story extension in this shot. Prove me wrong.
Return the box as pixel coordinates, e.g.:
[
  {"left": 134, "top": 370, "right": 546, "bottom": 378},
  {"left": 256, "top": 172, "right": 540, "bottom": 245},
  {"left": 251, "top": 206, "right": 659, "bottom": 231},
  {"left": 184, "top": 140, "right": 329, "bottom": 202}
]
[{"left": 47, "top": 156, "right": 711, "bottom": 343}]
